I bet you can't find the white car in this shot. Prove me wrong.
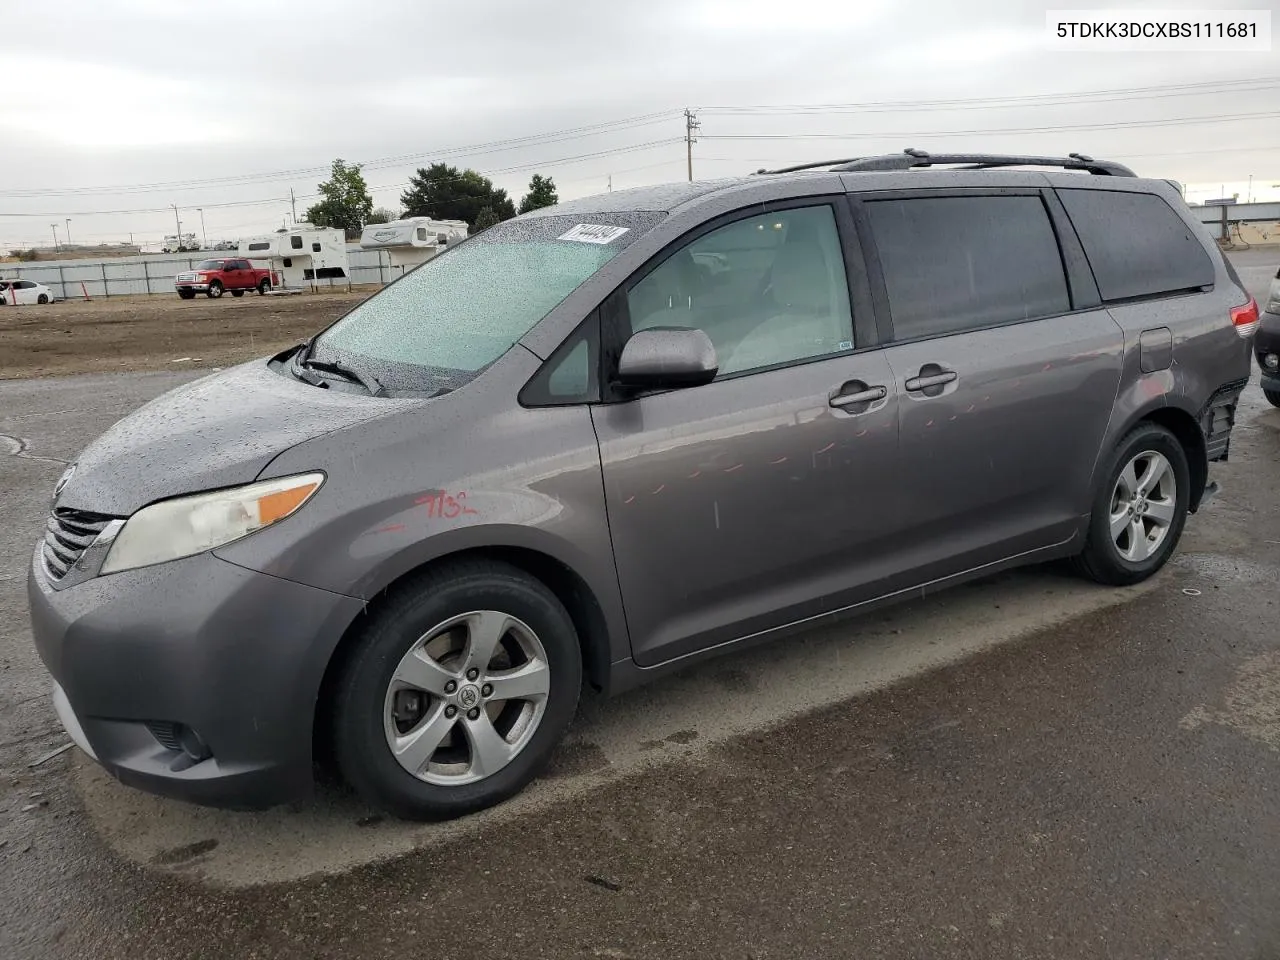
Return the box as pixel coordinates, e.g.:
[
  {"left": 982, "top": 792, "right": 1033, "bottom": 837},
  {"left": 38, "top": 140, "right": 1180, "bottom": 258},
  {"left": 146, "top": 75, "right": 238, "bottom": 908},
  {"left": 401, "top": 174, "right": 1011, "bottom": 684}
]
[{"left": 0, "top": 279, "right": 54, "bottom": 305}]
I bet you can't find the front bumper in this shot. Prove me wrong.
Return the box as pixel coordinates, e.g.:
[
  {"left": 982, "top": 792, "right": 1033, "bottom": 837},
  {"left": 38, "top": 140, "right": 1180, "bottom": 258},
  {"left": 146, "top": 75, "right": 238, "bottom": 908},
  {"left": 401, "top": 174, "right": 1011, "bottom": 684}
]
[
  {"left": 175, "top": 283, "right": 210, "bottom": 292},
  {"left": 28, "top": 547, "right": 363, "bottom": 808}
]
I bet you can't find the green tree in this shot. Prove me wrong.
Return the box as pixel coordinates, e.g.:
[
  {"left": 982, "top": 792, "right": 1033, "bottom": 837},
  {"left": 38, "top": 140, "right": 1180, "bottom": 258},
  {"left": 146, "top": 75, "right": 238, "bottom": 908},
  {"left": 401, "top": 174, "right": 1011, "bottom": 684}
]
[
  {"left": 366, "top": 206, "right": 399, "bottom": 225},
  {"left": 400, "top": 163, "right": 516, "bottom": 228},
  {"left": 304, "top": 159, "right": 374, "bottom": 239},
  {"left": 471, "top": 206, "right": 500, "bottom": 234},
  {"left": 518, "top": 174, "right": 559, "bottom": 214}
]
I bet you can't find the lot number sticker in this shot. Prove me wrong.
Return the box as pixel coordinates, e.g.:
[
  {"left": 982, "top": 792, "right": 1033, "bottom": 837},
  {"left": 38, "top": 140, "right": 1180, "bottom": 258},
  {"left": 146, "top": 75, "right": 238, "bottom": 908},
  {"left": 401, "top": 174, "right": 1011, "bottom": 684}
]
[{"left": 557, "top": 224, "right": 630, "bottom": 244}]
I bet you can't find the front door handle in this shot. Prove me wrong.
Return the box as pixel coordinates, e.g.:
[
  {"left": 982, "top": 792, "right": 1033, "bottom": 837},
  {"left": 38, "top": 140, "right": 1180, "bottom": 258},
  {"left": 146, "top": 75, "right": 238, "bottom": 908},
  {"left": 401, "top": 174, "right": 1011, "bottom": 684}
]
[
  {"left": 904, "top": 370, "right": 957, "bottom": 392},
  {"left": 829, "top": 384, "right": 887, "bottom": 408}
]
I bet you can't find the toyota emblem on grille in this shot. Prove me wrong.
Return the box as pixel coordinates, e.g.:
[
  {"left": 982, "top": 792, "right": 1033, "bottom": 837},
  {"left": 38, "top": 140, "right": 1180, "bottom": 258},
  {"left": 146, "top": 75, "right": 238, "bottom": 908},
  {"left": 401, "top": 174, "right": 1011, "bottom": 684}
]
[{"left": 53, "top": 463, "right": 76, "bottom": 503}]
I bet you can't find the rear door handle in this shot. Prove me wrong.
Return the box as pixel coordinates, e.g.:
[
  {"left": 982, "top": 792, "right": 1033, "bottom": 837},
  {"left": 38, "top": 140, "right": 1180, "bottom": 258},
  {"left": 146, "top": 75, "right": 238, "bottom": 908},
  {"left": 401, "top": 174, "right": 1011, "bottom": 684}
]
[
  {"left": 904, "top": 371, "right": 957, "bottom": 392},
  {"left": 829, "top": 385, "right": 887, "bottom": 408}
]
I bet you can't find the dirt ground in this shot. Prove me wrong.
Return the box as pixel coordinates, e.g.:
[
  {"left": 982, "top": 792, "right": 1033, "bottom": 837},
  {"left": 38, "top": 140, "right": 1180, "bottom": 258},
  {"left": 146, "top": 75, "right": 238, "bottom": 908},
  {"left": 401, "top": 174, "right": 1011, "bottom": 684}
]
[{"left": 0, "top": 289, "right": 374, "bottom": 379}]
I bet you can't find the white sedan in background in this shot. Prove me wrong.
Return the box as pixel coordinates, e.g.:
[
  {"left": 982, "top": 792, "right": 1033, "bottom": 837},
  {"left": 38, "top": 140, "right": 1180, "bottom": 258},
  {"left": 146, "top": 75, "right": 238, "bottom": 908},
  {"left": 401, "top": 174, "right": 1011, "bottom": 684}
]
[{"left": 0, "top": 279, "right": 55, "bottom": 305}]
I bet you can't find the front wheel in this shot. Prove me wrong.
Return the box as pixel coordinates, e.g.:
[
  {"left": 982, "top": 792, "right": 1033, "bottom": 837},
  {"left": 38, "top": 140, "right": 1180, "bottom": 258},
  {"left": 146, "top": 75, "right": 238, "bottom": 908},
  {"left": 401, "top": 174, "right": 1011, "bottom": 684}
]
[
  {"left": 333, "top": 561, "right": 582, "bottom": 820},
  {"left": 231, "top": 289, "right": 245, "bottom": 297},
  {"left": 177, "top": 289, "right": 196, "bottom": 300},
  {"left": 37, "top": 293, "right": 49, "bottom": 304},
  {"left": 1072, "top": 422, "right": 1190, "bottom": 586},
  {"left": 1264, "top": 387, "right": 1280, "bottom": 409},
  {"left": 257, "top": 278, "right": 271, "bottom": 295},
  {"left": 206, "top": 281, "right": 223, "bottom": 299}
]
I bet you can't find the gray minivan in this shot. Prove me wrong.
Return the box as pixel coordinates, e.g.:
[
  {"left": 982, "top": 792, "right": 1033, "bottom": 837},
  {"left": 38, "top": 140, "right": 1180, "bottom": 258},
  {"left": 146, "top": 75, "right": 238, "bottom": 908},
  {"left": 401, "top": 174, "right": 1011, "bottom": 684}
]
[{"left": 29, "top": 151, "right": 1258, "bottom": 819}]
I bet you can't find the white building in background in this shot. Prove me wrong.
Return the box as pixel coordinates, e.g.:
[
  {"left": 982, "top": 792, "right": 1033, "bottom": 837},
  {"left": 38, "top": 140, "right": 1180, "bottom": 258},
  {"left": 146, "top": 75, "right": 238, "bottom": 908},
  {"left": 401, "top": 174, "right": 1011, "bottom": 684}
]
[
  {"left": 236, "top": 224, "right": 349, "bottom": 289},
  {"left": 1184, "top": 179, "right": 1280, "bottom": 206},
  {"left": 358, "top": 217, "right": 468, "bottom": 277}
]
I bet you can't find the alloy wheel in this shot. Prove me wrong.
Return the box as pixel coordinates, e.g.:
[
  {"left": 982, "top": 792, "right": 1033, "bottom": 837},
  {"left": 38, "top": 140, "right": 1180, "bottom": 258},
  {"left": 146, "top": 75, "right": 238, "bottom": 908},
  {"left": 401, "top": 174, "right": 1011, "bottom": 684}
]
[
  {"left": 1108, "top": 450, "right": 1177, "bottom": 562},
  {"left": 383, "top": 610, "right": 550, "bottom": 786}
]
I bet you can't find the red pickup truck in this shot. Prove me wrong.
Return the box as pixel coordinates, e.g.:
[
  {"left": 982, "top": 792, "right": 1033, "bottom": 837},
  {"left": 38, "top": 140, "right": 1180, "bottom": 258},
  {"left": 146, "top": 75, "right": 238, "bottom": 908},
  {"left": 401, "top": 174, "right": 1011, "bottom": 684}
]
[{"left": 174, "top": 258, "right": 278, "bottom": 299}]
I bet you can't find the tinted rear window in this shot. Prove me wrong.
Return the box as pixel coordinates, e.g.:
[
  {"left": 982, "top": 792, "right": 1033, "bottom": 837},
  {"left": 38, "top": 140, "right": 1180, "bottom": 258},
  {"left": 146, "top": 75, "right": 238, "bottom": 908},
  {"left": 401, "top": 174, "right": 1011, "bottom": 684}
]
[
  {"left": 867, "top": 195, "right": 1071, "bottom": 340},
  {"left": 1057, "top": 189, "right": 1213, "bottom": 302}
]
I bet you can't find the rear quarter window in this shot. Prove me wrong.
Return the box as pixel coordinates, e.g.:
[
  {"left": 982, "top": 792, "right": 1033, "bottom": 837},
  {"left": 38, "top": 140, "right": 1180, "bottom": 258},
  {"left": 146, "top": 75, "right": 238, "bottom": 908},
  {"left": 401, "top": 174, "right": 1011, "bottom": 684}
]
[
  {"left": 1057, "top": 189, "right": 1214, "bottom": 302},
  {"left": 867, "top": 194, "right": 1071, "bottom": 340}
]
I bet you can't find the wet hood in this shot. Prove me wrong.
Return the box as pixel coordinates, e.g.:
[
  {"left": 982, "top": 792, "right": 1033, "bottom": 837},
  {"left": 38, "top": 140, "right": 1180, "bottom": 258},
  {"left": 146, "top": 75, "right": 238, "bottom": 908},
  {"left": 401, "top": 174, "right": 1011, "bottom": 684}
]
[{"left": 57, "top": 360, "right": 400, "bottom": 516}]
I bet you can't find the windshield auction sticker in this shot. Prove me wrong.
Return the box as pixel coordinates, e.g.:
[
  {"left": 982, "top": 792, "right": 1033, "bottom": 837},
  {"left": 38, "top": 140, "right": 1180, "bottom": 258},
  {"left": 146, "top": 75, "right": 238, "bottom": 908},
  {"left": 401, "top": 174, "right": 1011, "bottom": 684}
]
[{"left": 557, "top": 224, "right": 631, "bottom": 244}]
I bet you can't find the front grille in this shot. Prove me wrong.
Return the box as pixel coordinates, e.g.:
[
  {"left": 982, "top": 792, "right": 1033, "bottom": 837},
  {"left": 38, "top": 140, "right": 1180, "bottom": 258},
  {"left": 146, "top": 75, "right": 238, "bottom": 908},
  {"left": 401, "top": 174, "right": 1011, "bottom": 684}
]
[
  {"left": 175, "top": 273, "right": 197, "bottom": 282},
  {"left": 42, "top": 508, "right": 114, "bottom": 581}
]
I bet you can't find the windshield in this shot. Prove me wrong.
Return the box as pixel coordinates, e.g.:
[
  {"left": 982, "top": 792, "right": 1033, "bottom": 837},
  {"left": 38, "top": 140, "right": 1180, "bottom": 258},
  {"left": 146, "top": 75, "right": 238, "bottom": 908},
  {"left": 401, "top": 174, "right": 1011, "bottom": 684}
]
[
  {"left": 311, "top": 212, "right": 662, "bottom": 389},
  {"left": 196, "top": 259, "right": 227, "bottom": 270}
]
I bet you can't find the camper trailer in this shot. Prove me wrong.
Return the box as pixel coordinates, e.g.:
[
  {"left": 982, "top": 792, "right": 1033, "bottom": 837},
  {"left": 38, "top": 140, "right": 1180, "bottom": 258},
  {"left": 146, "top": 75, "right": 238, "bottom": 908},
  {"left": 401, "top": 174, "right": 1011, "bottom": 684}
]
[
  {"left": 358, "top": 217, "right": 468, "bottom": 276},
  {"left": 236, "top": 224, "right": 349, "bottom": 289}
]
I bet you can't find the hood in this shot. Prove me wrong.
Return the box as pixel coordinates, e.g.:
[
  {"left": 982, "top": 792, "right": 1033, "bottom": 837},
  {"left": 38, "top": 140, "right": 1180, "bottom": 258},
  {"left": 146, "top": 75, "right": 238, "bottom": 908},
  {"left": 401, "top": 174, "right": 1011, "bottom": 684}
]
[{"left": 57, "top": 360, "right": 403, "bottom": 516}]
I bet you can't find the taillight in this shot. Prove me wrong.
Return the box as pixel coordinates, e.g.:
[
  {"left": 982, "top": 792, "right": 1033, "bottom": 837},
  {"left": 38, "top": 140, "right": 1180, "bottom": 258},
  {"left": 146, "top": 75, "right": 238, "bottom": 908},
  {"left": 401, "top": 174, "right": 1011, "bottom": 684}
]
[{"left": 1231, "top": 297, "right": 1259, "bottom": 338}]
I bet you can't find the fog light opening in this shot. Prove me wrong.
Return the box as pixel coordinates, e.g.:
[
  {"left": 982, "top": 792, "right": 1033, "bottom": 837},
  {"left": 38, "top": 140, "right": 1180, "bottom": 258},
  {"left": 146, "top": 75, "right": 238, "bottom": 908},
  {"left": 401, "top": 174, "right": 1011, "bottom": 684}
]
[{"left": 177, "top": 725, "right": 213, "bottom": 763}]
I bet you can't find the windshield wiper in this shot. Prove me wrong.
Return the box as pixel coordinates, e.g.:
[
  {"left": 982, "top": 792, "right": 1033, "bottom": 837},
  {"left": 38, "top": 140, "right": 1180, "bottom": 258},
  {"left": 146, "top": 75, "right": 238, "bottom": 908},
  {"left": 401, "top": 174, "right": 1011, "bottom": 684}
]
[{"left": 290, "top": 350, "right": 386, "bottom": 397}]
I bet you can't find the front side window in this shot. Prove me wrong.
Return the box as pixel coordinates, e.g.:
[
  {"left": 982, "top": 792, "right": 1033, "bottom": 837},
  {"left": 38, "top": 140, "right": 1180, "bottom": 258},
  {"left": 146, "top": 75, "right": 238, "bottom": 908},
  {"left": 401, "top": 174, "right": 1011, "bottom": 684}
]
[
  {"left": 626, "top": 205, "right": 854, "bottom": 377},
  {"left": 868, "top": 195, "right": 1071, "bottom": 341},
  {"left": 313, "top": 213, "right": 661, "bottom": 390}
]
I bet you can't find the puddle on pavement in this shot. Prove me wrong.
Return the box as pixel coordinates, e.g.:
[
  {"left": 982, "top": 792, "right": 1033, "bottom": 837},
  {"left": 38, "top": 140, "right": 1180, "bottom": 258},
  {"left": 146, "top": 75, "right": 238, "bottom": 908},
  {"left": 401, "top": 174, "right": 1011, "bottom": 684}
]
[
  {"left": 1172, "top": 553, "right": 1276, "bottom": 585},
  {"left": 1181, "top": 651, "right": 1280, "bottom": 749}
]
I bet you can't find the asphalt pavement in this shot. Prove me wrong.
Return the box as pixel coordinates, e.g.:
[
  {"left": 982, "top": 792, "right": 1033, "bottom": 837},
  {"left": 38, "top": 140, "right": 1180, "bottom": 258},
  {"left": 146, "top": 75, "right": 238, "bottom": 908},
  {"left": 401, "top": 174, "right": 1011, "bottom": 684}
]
[{"left": 1, "top": 250, "right": 1277, "bottom": 959}]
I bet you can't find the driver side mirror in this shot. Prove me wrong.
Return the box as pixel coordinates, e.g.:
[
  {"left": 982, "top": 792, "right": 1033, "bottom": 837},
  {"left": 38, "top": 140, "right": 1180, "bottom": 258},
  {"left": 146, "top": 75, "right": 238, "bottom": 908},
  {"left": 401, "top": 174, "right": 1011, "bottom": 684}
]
[{"left": 616, "top": 327, "right": 718, "bottom": 390}]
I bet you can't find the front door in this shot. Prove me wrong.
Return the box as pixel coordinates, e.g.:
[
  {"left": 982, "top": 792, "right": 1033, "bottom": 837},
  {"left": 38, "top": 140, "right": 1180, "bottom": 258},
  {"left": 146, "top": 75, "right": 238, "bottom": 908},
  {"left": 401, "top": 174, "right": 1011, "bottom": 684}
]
[
  {"left": 859, "top": 192, "right": 1124, "bottom": 585},
  {"left": 592, "top": 201, "right": 903, "bottom": 667}
]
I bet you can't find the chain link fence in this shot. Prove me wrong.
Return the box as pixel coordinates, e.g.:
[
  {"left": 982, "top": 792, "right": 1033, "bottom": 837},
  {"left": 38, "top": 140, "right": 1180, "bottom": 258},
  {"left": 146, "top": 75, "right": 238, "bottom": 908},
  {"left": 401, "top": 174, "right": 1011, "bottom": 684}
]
[{"left": 1, "top": 250, "right": 403, "bottom": 300}]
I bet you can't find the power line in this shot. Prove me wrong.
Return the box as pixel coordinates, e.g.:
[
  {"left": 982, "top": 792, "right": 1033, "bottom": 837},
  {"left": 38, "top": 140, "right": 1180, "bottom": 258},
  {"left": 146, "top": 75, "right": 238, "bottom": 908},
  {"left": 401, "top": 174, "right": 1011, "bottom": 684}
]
[
  {"left": 0, "top": 111, "right": 682, "bottom": 199},
  {"left": 701, "top": 110, "right": 1280, "bottom": 141},
  {"left": 0, "top": 139, "right": 685, "bottom": 218},
  {"left": 699, "top": 76, "right": 1280, "bottom": 114}
]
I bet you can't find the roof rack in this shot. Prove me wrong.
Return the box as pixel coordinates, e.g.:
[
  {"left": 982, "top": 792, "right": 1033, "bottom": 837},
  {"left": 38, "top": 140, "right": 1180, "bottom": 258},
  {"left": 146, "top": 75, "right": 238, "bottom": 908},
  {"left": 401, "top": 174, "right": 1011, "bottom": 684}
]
[{"left": 756, "top": 149, "right": 1136, "bottom": 178}]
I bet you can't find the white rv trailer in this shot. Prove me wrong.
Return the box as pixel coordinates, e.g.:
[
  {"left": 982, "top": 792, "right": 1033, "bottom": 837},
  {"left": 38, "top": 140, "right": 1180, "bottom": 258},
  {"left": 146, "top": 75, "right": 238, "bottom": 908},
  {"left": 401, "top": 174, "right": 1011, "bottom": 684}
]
[
  {"left": 236, "top": 224, "right": 350, "bottom": 289},
  {"left": 358, "top": 217, "right": 468, "bottom": 276}
]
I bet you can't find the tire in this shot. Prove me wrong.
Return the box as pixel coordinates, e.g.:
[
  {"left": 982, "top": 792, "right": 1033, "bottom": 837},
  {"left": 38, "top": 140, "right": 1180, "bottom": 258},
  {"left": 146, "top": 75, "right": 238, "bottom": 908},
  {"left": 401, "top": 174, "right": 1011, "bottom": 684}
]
[
  {"left": 37, "top": 294, "right": 49, "bottom": 304},
  {"left": 231, "top": 289, "right": 245, "bottom": 297},
  {"left": 332, "top": 560, "right": 582, "bottom": 820},
  {"left": 177, "top": 289, "right": 196, "bottom": 300},
  {"left": 1072, "top": 422, "right": 1190, "bottom": 586},
  {"left": 257, "top": 278, "right": 271, "bottom": 295},
  {"left": 206, "top": 281, "right": 223, "bottom": 299},
  {"left": 1265, "top": 388, "right": 1280, "bottom": 409}
]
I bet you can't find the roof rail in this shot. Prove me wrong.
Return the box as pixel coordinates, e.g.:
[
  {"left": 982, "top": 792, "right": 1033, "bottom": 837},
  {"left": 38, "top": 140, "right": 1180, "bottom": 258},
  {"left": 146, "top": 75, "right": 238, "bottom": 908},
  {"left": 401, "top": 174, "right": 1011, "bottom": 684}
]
[{"left": 756, "top": 149, "right": 1136, "bottom": 177}]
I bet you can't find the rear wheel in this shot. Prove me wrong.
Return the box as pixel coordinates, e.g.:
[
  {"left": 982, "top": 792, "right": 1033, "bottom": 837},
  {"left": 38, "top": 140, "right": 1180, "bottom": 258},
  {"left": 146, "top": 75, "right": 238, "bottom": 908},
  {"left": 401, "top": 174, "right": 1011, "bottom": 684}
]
[
  {"left": 333, "top": 561, "right": 582, "bottom": 820},
  {"left": 206, "top": 281, "right": 223, "bottom": 299},
  {"left": 37, "top": 293, "right": 49, "bottom": 304},
  {"left": 257, "top": 278, "right": 271, "bottom": 295},
  {"left": 1264, "top": 388, "right": 1280, "bottom": 409},
  {"left": 1072, "top": 422, "right": 1190, "bottom": 586}
]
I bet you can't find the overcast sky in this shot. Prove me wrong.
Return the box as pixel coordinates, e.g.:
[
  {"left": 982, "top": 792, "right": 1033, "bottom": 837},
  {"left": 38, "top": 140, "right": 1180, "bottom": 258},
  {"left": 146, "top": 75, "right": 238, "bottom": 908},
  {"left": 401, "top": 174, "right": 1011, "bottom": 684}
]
[{"left": 1, "top": 0, "right": 1276, "bottom": 249}]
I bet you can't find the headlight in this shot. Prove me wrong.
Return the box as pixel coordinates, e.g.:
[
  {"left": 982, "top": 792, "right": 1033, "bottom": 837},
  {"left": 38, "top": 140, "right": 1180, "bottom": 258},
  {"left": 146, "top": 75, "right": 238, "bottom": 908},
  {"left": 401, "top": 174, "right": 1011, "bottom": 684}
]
[{"left": 99, "top": 473, "right": 324, "bottom": 575}]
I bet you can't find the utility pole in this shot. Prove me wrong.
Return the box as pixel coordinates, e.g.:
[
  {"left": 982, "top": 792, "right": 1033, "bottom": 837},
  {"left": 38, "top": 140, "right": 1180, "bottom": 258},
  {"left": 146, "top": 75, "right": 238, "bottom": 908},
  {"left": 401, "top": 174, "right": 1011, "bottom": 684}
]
[
  {"left": 171, "top": 204, "right": 182, "bottom": 245},
  {"left": 65, "top": 219, "right": 72, "bottom": 247},
  {"left": 197, "top": 208, "right": 207, "bottom": 249},
  {"left": 607, "top": 174, "right": 612, "bottom": 192},
  {"left": 684, "top": 108, "right": 700, "bottom": 182},
  {"left": 290, "top": 188, "right": 297, "bottom": 225},
  {"left": 50, "top": 223, "right": 59, "bottom": 251}
]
